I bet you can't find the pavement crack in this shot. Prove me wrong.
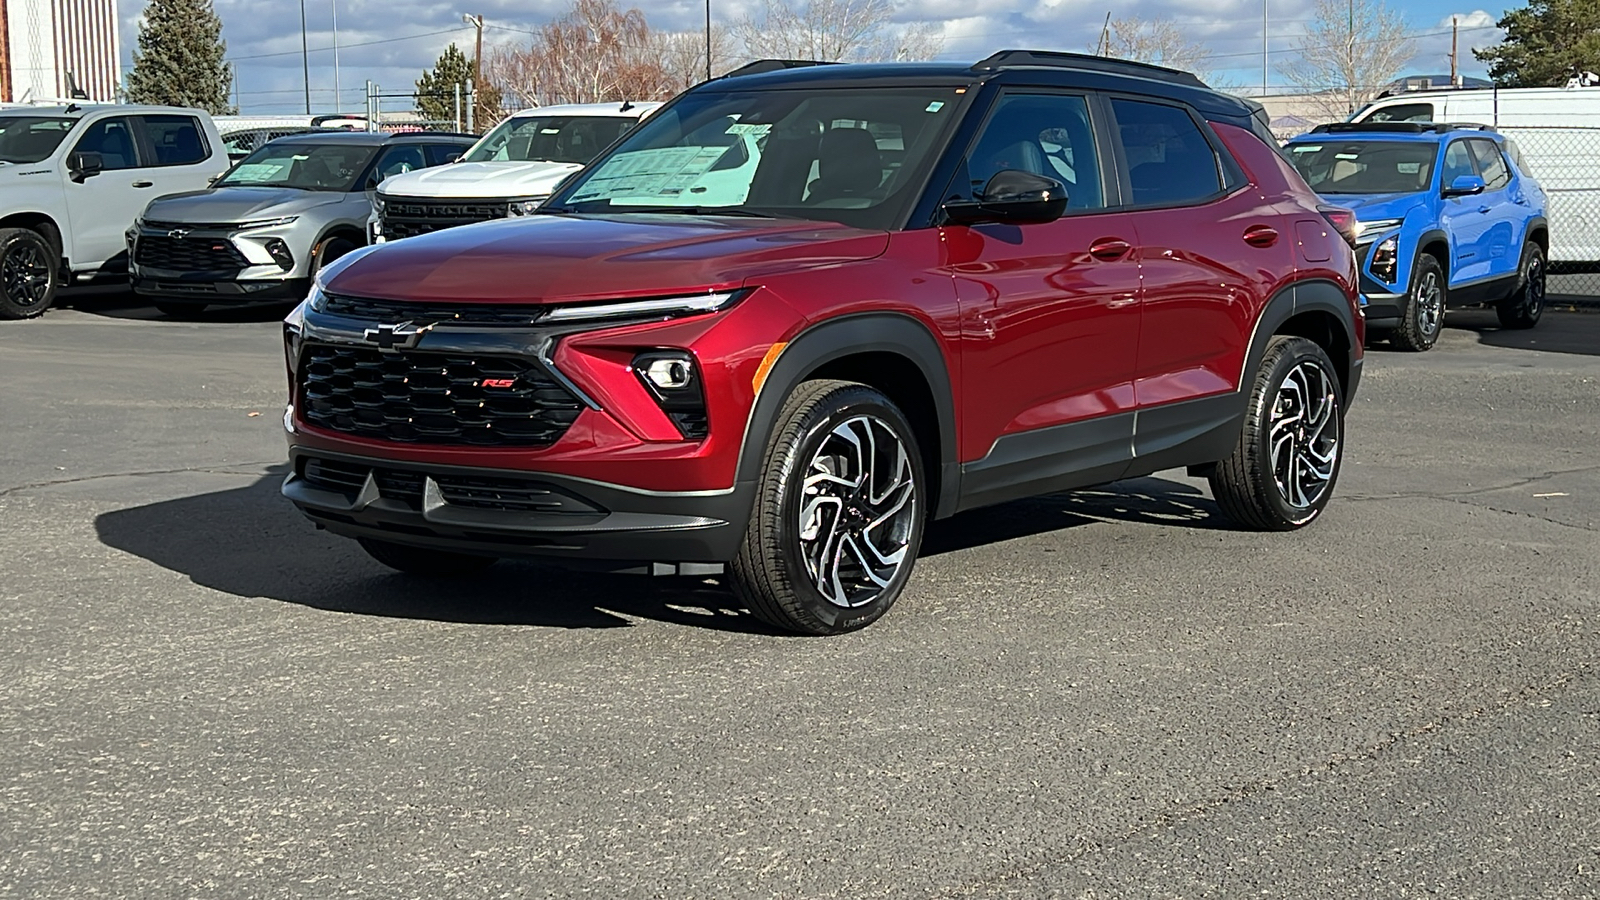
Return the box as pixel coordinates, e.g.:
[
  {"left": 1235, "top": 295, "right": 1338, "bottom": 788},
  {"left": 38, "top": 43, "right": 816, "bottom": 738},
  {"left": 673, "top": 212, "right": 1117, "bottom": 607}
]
[
  {"left": 0, "top": 461, "right": 282, "bottom": 499},
  {"left": 937, "top": 664, "right": 1594, "bottom": 898},
  {"left": 1344, "top": 463, "right": 1600, "bottom": 504}
]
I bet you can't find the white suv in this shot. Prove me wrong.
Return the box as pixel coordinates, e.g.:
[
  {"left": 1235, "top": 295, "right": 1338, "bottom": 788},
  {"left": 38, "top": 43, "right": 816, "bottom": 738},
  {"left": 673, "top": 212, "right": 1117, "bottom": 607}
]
[
  {"left": 0, "top": 104, "right": 229, "bottom": 318},
  {"left": 370, "top": 101, "right": 659, "bottom": 242}
]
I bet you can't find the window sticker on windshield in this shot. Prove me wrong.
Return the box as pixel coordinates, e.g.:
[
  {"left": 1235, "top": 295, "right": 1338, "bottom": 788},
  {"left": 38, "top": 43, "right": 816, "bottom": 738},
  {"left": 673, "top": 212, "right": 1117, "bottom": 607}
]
[
  {"left": 1397, "top": 162, "right": 1421, "bottom": 174},
  {"left": 571, "top": 146, "right": 731, "bottom": 201},
  {"left": 925, "top": 101, "right": 945, "bottom": 113},
  {"left": 1335, "top": 152, "right": 1359, "bottom": 160},
  {"left": 231, "top": 162, "right": 288, "bottom": 181},
  {"left": 1292, "top": 145, "right": 1321, "bottom": 152},
  {"left": 727, "top": 123, "right": 770, "bottom": 135}
]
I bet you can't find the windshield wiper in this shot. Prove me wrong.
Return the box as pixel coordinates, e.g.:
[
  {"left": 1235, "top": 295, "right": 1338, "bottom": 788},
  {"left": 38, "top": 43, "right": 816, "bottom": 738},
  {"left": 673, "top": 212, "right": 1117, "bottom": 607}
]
[{"left": 615, "top": 206, "right": 778, "bottom": 218}]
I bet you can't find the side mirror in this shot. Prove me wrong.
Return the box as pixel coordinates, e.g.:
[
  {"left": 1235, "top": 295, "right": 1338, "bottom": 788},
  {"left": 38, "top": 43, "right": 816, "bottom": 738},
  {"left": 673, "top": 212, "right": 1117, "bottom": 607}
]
[
  {"left": 1443, "top": 174, "right": 1487, "bottom": 198},
  {"left": 68, "top": 151, "right": 103, "bottom": 184},
  {"left": 943, "top": 169, "right": 1068, "bottom": 226}
]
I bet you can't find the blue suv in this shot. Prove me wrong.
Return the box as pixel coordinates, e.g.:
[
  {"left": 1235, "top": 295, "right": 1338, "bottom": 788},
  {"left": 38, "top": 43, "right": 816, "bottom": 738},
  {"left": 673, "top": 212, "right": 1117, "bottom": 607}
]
[{"left": 1285, "top": 123, "right": 1548, "bottom": 351}]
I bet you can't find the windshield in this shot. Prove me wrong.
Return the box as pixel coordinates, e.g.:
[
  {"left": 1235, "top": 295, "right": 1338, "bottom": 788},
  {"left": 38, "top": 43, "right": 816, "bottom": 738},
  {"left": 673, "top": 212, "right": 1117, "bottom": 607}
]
[
  {"left": 544, "top": 87, "right": 966, "bottom": 230},
  {"left": 0, "top": 116, "right": 77, "bottom": 163},
  {"left": 464, "top": 115, "right": 637, "bottom": 164},
  {"left": 216, "top": 142, "right": 377, "bottom": 191},
  {"left": 1287, "top": 140, "right": 1438, "bottom": 194}
]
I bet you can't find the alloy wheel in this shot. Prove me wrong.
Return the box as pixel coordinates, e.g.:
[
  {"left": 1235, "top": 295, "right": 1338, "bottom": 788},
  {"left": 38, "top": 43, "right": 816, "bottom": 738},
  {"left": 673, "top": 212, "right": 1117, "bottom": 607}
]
[
  {"left": 797, "top": 414, "right": 918, "bottom": 608},
  {"left": 2, "top": 242, "right": 50, "bottom": 306},
  {"left": 1524, "top": 255, "right": 1545, "bottom": 318},
  {"left": 1415, "top": 269, "right": 1443, "bottom": 336},
  {"left": 1269, "top": 360, "right": 1340, "bottom": 512}
]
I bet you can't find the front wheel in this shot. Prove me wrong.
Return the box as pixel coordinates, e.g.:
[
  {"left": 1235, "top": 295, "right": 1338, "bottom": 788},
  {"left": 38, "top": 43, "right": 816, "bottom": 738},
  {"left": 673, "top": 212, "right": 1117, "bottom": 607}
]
[
  {"left": 357, "top": 537, "right": 498, "bottom": 576},
  {"left": 1209, "top": 336, "right": 1345, "bottom": 531},
  {"left": 1497, "top": 242, "right": 1545, "bottom": 329},
  {"left": 0, "top": 227, "right": 59, "bottom": 319},
  {"left": 731, "top": 380, "right": 926, "bottom": 635},
  {"left": 1394, "top": 254, "right": 1445, "bottom": 352}
]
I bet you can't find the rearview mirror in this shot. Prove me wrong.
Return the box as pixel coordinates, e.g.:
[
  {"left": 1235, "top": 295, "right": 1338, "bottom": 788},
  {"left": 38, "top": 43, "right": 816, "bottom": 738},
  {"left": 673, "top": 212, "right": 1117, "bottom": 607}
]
[
  {"left": 1443, "top": 174, "right": 1487, "bottom": 198},
  {"left": 68, "top": 151, "right": 103, "bottom": 184},
  {"left": 943, "top": 169, "right": 1068, "bottom": 226}
]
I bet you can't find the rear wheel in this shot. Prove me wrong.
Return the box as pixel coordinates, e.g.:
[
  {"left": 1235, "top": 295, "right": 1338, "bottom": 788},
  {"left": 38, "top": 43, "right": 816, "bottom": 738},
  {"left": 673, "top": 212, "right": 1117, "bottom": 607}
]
[
  {"left": 0, "top": 227, "right": 59, "bottom": 319},
  {"left": 1393, "top": 254, "right": 1445, "bottom": 352},
  {"left": 1496, "top": 241, "right": 1545, "bottom": 329},
  {"left": 1210, "top": 336, "right": 1344, "bottom": 531},
  {"left": 731, "top": 380, "right": 925, "bottom": 635},
  {"left": 357, "top": 537, "right": 498, "bottom": 576}
]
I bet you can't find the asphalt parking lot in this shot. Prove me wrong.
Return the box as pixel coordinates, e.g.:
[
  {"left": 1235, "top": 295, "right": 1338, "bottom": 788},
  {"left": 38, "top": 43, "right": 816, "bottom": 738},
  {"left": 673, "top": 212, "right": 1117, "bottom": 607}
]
[{"left": 3, "top": 291, "right": 1598, "bottom": 899}]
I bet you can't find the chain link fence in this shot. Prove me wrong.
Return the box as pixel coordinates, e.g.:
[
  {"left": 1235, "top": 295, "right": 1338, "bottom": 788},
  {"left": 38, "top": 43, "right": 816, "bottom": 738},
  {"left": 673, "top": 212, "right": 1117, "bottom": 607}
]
[
  {"left": 1501, "top": 126, "right": 1600, "bottom": 302},
  {"left": 361, "top": 82, "right": 484, "bottom": 134}
]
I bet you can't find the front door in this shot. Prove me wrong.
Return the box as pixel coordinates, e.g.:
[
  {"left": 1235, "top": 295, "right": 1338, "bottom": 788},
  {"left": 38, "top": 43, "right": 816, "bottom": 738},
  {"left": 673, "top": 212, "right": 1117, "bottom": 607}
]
[
  {"left": 1438, "top": 138, "right": 1494, "bottom": 285},
  {"left": 949, "top": 91, "right": 1141, "bottom": 503},
  {"left": 62, "top": 116, "right": 156, "bottom": 271},
  {"left": 1465, "top": 137, "right": 1521, "bottom": 284}
]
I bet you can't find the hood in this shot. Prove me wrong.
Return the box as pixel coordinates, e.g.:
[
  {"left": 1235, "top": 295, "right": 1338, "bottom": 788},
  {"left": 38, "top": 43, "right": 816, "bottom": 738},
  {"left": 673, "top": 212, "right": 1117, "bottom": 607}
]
[
  {"left": 142, "top": 186, "right": 345, "bottom": 224},
  {"left": 1317, "top": 191, "right": 1427, "bottom": 222},
  {"left": 326, "top": 214, "right": 890, "bottom": 304},
  {"left": 377, "top": 160, "right": 583, "bottom": 200}
]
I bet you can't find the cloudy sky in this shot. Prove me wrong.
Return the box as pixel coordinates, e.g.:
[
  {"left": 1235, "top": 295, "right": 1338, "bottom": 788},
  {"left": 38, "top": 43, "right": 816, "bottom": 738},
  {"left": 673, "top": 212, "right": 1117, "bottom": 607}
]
[{"left": 116, "top": 0, "right": 1509, "bottom": 114}]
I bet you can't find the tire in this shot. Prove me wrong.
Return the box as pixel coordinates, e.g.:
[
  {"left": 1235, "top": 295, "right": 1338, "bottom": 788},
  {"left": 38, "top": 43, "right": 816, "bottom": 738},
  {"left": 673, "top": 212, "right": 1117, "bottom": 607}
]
[
  {"left": 1209, "top": 336, "right": 1345, "bottom": 531},
  {"left": 311, "top": 236, "right": 357, "bottom": 279},
  {"left": 0, "top": 227, "right": 59, "bottom": 319},
  {"left": 356, "top": 537, "right": 498, "bottom": 576},
  {"left": 1496, "top": 241, "right": 1545, "bottom": 329},
  {"left": 1393, "top": 253, "right": 1445, "bottom": 352},
  {"left": 730, "top": 380, "right": 926, "bottom": 635},
  {"left": 154, "top": 301, "right": 208, "bottom": 318}
]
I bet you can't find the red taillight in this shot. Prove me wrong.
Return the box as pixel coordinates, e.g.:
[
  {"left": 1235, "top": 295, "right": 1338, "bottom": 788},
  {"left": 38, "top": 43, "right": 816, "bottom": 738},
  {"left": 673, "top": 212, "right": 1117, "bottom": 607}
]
[{"left": 1318, "top": 205, "right": 1359, "bottom": 248}]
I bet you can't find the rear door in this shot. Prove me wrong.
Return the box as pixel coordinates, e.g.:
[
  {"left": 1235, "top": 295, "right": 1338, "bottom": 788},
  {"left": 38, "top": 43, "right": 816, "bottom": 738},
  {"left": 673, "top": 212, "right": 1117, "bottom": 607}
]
[{"left": 132, "top": 113, "right": 225, "bottom": 195}]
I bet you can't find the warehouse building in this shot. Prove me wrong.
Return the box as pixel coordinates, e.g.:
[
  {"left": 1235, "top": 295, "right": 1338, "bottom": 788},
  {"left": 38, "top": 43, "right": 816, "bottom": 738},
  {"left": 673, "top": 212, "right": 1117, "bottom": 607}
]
[{"left": 1, "top": 0, "right": 120, "bottom": 103}]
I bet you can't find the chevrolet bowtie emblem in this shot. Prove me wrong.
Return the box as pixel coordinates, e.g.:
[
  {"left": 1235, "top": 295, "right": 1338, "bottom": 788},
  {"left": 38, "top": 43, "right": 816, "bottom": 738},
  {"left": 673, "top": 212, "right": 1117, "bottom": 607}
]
[
  {"left": 362, "top": 321, "right": 433, "bottom": 351},
  {"left": 167, "top": 228, "right": 189, "bottom": 239}
]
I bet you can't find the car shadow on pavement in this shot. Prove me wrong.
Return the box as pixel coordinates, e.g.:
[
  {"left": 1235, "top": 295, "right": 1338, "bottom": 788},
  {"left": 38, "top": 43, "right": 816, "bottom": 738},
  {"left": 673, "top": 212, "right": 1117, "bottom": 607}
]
[
  {"left": 55, "top": 286, "right": 295, "bottom": 323},
  {"left": 94, "top": 470, "right": 1221, "bottom": 632},
  {"left": 1449, "top": 305, "right": 1600, "bottom": 357}
]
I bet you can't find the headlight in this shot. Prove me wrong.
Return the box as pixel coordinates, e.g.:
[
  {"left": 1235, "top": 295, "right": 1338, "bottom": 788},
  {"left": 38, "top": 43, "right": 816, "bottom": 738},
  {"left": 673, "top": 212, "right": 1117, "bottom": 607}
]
[
  {"left": 507, "top": 197, "right": 546, "bottom": 217},
  {"left": 372, "top": 197, "right": 386, "bottom": 216},
  {"left": 234, "top": 216, "right": 299, "bottom": 231},
  {"left": 541, "top": 290, "right": 744, "bottom": 324},
  {"left": 1371, "top": 235, "right": 1400, "bottom": 284},
  {"left": 305, "top": 281, "right": 329, "bottom": 313},
  {"left": 1355, "top": 218, "right": 1403, "bottom": 239}
]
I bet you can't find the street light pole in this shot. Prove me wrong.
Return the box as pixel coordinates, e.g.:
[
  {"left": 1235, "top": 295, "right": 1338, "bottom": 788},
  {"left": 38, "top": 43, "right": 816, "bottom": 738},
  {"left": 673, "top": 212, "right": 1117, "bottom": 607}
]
[
  {"left": 704, "top": 0, "right": 712, "bottom": 81},
  {"left": 300, "top": 0, "right": 310, "bottom": 114},
  {"left": 1262, "top": 0, "right": 1268, "bottom": 96},
  {"left": 333, "top": 0, "right": 341, "bottom": 112}
]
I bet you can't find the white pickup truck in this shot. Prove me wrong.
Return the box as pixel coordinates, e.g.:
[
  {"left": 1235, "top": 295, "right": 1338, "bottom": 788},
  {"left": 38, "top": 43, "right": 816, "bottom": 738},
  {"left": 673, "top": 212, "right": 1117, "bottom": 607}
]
[{"left": 0, "top": 104, "right": 230, "bottom": 318}]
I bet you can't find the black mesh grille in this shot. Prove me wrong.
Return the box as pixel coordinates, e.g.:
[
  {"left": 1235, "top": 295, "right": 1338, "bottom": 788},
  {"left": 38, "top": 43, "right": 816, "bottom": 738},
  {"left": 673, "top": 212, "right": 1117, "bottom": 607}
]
[
  {"left": 320, "top": 294, "right": 544, "bottom": 326},
  {"left": 298, "top": 456, "right": 605, "bottom": 515},
  {"left": 380, "top": 197, "right": 508, "bottom": 239},
  {"left": 135, "top": 235, "right": 249, "bottom": 271},
  {"left": 299, "top": 344, "right": 583, "bottom": 446}
]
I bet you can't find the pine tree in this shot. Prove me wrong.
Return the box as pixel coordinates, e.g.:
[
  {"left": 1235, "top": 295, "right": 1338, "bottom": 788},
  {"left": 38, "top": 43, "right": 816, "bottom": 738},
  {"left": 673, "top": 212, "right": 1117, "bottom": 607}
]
[
  {"left": 1475, "top": 0, "right": 1600, "bottom": 88},
  {"left": 125, "top": 0, "right": 234, "bottom": 113},
  {"left": 416, "top": 44, "right": 501, "bottom": 130}
]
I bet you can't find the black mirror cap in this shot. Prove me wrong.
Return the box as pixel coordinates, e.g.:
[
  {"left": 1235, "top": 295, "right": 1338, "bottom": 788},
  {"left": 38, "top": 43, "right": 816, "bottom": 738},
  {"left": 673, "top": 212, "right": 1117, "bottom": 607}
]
[
  {"left": 943, "top": 169, "right": 1069, "bottom": 225},
  {"left": 68, "top": 150, "right": 104, "bottom": 183}
]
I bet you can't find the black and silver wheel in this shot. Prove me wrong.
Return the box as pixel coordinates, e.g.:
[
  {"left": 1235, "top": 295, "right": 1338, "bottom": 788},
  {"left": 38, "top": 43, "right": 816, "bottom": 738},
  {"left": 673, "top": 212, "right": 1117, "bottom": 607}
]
[
  {"left": 357, "top": 537, "right": 498, "bottom": 576},
  {"left": 731, "top": 380, "right": 925, "bottom": 635},
  {"left": 1497, "top": 241, "right": 1545, "bottom": 329},
  {"left": 1210, "top": 336, "right": 1344, "bottom": 531},
  {"left": 1394, "top": 254, "right": 1445, "bottom": 351},
  {"left": 0, "top": 227, "right": 59, "bottom": 319}
]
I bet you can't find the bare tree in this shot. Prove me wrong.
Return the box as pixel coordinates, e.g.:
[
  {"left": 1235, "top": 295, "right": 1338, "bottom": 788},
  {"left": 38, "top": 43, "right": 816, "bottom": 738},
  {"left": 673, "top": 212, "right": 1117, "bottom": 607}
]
[
  {"left": 734, "top": 0, "right": 944, "bottom": 63},
  {"left": 486, "top": 0, "right": 676, "bottom": 108},
  {"left": 654, "top": 26, "right": 737, "bottom": 93},
  {"left": 1278, "top": 0, "right": 1415, "bottom": 118},
  {"left": 1093, "top": 16, "right": 1214, "bottom": 80}
]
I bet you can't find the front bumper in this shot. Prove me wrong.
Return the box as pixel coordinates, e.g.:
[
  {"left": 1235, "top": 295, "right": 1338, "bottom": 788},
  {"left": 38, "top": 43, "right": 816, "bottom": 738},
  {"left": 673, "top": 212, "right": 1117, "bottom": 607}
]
[
  {"left": 133, "top": 272, "right": 310, "bottom": 304},
  {"left": 283, "top": 447, "right": 750, "bottom": 568}
]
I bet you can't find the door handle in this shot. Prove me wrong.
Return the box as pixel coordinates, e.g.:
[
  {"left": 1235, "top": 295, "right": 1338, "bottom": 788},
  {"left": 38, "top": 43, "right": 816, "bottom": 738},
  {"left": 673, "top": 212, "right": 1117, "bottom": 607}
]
[
  {"left": 1477, "top": 206, "right": 1492, "bottom": 214},
  {"left": 1242, "top": 224, "right": 1279, "bottom": 248},
  {"left": 132, "top": 180, "right": 154, "bottom": 188},
  {"left": 1088, "top": 238, "right": 1132, "bottom": 261}
]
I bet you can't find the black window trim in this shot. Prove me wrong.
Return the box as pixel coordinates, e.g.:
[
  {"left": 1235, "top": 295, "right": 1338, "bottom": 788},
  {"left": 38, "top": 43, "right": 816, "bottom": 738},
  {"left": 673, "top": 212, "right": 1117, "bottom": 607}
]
[
  {"left": 1465, "top": 136, "right": 1511, "bottom": 190},
  {"left": 1100, "top": 91, "right": 1247, "bottom": 213},
  {"left": 1439, "top": 137, "right": 1480, "bottom": 191},
  {"left": 132, "top": 113, "right": 212, "bottom": 169}
]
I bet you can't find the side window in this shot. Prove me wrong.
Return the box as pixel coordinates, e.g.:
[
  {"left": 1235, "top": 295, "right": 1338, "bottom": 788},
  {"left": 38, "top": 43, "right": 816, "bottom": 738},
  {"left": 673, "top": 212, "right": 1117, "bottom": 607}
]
[
  {"left": 375, "top": 144, "right": 426, "bottom": 181},
  {"left": 72, "top": 116, "right": 140, "bottom": 170},
  {"left": 967, "top": 93, "right": 1104, "bottom": 211},
  {"left": 1440, "top": 140, "right": 1476, "bottom": 186},
  {"left": 138, "top": 115, "right": 209, "bottom": 166},
  {"left": 1110, "top": 98, "right": 1223, "bottom": 207},
  {"left": 1467, "top": 139, "right": 1511, "bottom": 189},
  {"left": 426, "top": 144, "right": 465, "bottom": 166},
  {"left": 1363, "top": 103, "right": 1435, "bottom": 123}
]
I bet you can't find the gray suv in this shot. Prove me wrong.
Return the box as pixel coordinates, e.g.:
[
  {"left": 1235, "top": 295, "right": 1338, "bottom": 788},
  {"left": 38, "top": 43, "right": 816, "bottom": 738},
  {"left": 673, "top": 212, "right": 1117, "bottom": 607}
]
[{"left": 129, "top": 131, "right": 473, "bottom": 315}]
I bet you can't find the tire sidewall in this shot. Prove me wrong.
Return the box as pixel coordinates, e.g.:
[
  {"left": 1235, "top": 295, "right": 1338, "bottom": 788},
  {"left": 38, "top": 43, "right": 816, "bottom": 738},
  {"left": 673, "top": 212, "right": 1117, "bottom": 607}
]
[
  {"left": 0, "top": 229, "right": 58, "bottom": 319},
  {"left": 771, "top": 389, "right": 926, "bottom": 633},
  {"left": 1515, "top": 242, "right": 1545, "bottom": 323},
  {"left": 1248, "top": 338, "right": 1346, "bottom": 528},
  {"left": 1406, "top": 255, "right": 1445, "bottom": 348}
]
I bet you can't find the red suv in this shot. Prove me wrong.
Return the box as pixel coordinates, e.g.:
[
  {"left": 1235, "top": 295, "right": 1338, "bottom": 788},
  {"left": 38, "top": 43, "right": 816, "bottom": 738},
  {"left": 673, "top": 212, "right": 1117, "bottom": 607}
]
[{"left": 282, "top": 52, "right": 1362, "bottom": 634}]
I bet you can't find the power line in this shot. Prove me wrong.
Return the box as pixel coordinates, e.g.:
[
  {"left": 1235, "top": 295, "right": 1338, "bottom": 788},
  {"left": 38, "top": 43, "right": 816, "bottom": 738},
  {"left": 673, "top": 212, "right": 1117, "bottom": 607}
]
[{"left": 227, "top": 25, "right": 472, "bottom": 62}]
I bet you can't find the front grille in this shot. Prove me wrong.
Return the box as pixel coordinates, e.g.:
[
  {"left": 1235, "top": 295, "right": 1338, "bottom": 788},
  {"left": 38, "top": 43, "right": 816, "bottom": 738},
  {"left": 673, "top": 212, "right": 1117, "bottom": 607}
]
[
  {"left": 135, "top": 234, "right": 249, "bottom": 272},
  {"left": 320, "top": 294, "right": 544, "bottom": 326},
  {"left": 380, "top": 197, "right": 508, "bottom": 239},
  {"left": 299, "top": 456, "right": 606, "bottom": 515},
  {"left": 298, "top": 343, "right": 583, "bottom": 446}
]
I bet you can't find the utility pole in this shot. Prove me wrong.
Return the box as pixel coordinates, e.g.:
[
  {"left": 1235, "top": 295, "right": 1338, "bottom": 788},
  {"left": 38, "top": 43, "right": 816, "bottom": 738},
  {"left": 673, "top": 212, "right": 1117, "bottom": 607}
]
[
  {"left": 300, "top": 0, "right": 311, "bottom": 114},
  {"left": 704, "top": 0, "right": 712, "bottom": 81},
  {"left": 1346, "top": 0, "right": 1355, "bottom": 115},
  {"left": 1449, "top": 16, "right": 1459, "bottom": 85},
  {"left": 463, "top": 14, "right": 484, "bottom": 131},
  {"left": 0, "top": 0, "right": 11, "bottom": 103},
  {"left": 1261, "top": 0, "right": 1268, "bottom": 96},
  {"left": 333, "top": 0, "right": 342, "bottom": 112}
]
